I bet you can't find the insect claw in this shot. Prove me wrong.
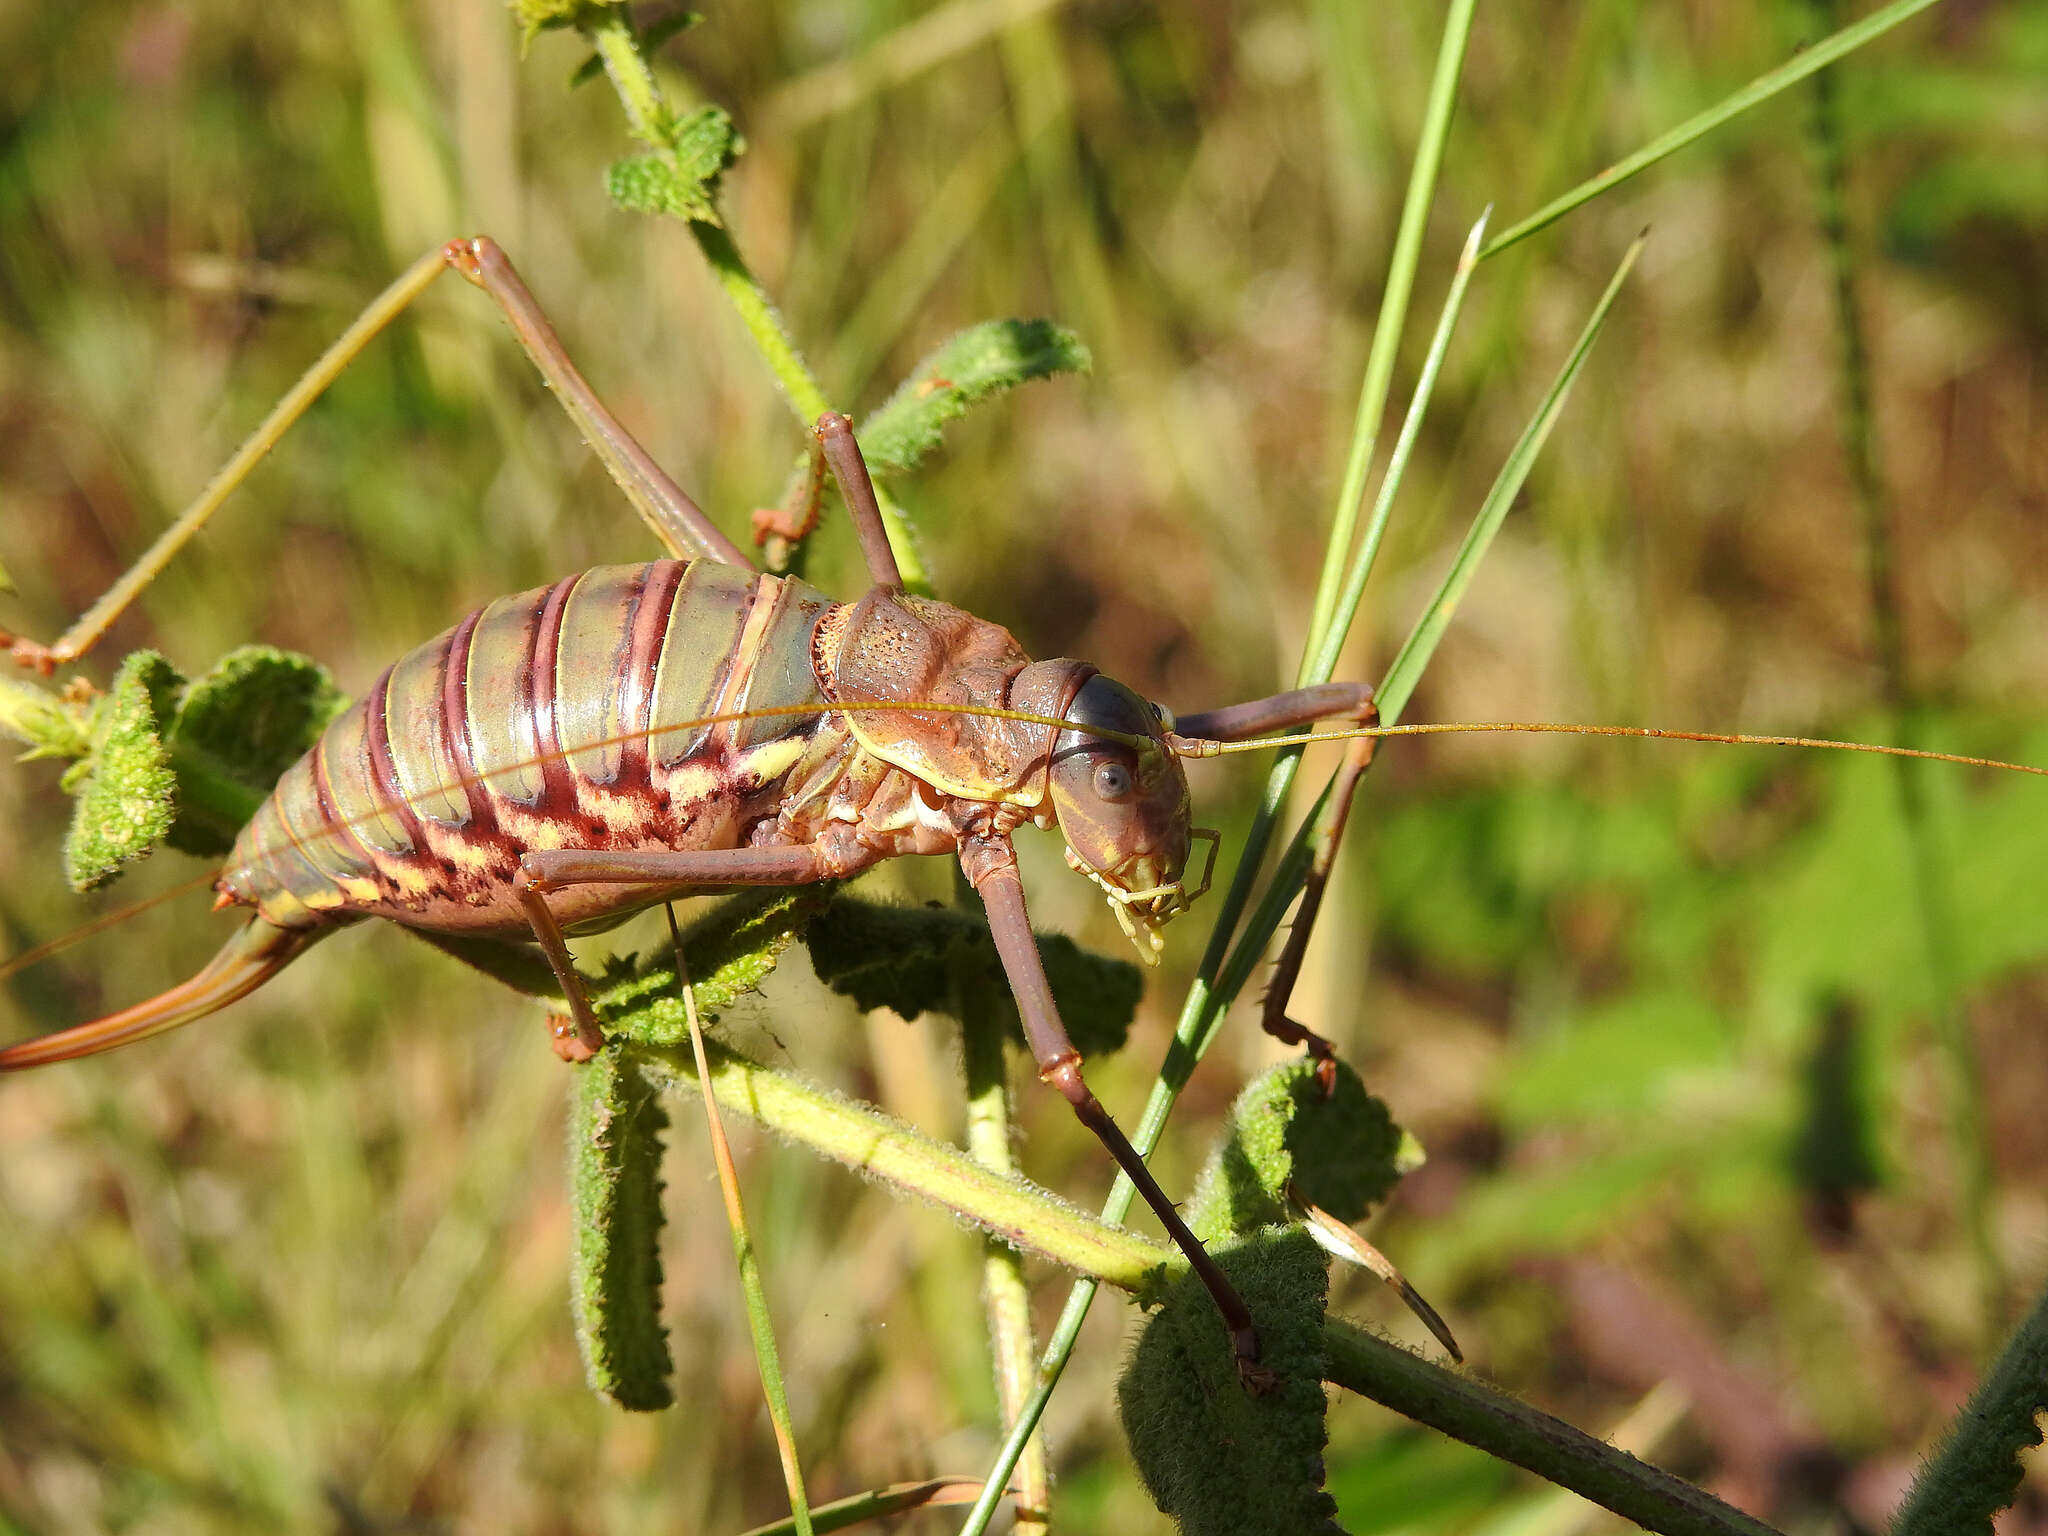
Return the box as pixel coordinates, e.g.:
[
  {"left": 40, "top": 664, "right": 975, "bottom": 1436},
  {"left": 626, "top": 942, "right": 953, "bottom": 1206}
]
[
  {"left": 442, "top": 236, "right": 486, "bottom": 283},
  {"left": 547, "top": 1011, "right": 602, "bottom": 1064},
  {"left": 4, "top": 633, "right": 58, "bottom": 675}
]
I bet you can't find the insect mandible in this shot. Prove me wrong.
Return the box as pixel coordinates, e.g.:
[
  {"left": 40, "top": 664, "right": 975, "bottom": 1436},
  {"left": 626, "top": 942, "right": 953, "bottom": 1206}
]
[{"left": 0, "top": 237, "right": 1384, "bottom": 1374}]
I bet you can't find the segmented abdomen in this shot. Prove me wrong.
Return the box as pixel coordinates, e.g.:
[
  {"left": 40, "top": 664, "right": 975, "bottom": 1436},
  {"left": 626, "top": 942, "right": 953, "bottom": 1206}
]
[{"left": 222, "top": 560, "right": 844, "bottom": 936}]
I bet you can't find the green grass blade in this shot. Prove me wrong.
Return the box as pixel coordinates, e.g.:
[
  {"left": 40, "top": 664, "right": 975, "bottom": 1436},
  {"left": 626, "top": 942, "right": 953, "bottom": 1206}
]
[
  {"left": 1376, "top": 233, "right": 1645, "bottom": 724},
  {"left": 1302, "top": 0, "right": 1480, "bottom": 667},
  {"left": 1303, "top": 211, "right": 1487, "bottom": 690},
  {"left": 1479, "top": 0, "right": 1943, "bottom": 260}
]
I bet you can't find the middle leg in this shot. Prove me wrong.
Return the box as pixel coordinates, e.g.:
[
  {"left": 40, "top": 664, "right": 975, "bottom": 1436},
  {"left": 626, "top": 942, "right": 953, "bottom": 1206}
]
[
  {"left": 963, "top": 831, "right": 1268, "bottom": 1380},
  {"left": 512, "top": 840, "right": 867, "bottom": 1062}
]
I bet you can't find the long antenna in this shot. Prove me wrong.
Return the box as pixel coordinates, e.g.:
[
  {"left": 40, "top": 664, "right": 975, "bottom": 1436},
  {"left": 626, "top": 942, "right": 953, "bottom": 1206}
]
[{"left": 1175, "top": 720, "right": 2048, "bottom": 778}]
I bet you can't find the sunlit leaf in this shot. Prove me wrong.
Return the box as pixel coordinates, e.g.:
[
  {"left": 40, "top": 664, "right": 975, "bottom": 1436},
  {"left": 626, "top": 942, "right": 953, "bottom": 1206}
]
[{"left": 858, "top": 321, "right": 1091, "bottom": 478}]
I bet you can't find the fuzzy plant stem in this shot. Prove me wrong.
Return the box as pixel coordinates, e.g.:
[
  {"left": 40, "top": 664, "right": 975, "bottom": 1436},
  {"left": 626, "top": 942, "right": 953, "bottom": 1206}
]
[
  {"left": 1322, "top": 1322, "right": 1784, "bottom": 1536},
  {"left": 956, "top": 978, "right": 1050, "bottom": 1535},
  {"left": 1889, "top": 1279, "right": 2048, "bottom": 1532},
  {"left": 630, "top": 1040, "right": 1169, "bottom": 1291},
  {"left": 581, "top": 12, "right": 928, "bottom": 592},
  {"left": 635, "top": 1027, "right": 1784, "bottom": 1536}
]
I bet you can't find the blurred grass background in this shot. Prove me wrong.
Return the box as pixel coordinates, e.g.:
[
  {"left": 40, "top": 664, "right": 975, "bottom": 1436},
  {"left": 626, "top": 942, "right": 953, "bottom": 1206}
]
[{"left": 1, "top": 1, "right": 2045, "bottom": 1530}]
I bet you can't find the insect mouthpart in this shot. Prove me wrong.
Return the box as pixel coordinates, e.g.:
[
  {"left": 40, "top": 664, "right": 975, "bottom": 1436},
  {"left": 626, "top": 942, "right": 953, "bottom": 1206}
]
[{"left": 1063, "top": 826, "right": 1220, "bottom": 964}]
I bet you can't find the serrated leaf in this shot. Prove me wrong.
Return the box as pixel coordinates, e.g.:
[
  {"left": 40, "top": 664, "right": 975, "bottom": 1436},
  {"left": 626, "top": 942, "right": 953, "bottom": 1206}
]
[
  {"left": 165, "top": 646, "right": 345, "bottom": 857},
  {"left": 858, "top": 321, "right": 1092, "bottom": 477},
  {"left": 806, "top": 896, "right": 1137, "bottom": 1058},
  {"left": 608, "top": 154, "right": 716, "bottom": 223},
  {"left": 570, "top": 1048, "right": 675, "bottom": 1411},
  {"left": 666, "top": 101, "right": 741, "bottom": 179},
  {"left": 804, "top": 899, "right": 956, "bottom": 1018},
  {"left": 605, "top": 106, "right": 740, "bottom": 226},
  {"left": 1187, "top": 1061, "right": 1406, "bottom": 1244},
  {"left": 64, "top": 651, "right": 182, "bottom": 892},
  {"left": 1891, "top": 1281, "right": 2048, "bottom": 1535},
  {"left": 1118, "top": 1228, "right": 1340, "bottom": 1536}
]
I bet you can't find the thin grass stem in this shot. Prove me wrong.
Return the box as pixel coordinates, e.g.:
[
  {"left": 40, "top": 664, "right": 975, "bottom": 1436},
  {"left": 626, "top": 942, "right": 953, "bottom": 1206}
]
[
  {"left": 1377, "top": 234, "right": 1644, "bottom": 722},
  {"left": 1301, "top": 0, "right": 1479, "bottom": 663},
  {"left": 954, "top": 879, "right": 1049, "bottom": 1534},
  {"left": 1304, "top": 210, "right": 1487, "bottom": 690},
  {"left": 666, "top": 908, "right": 812, "bottom": 1536}
]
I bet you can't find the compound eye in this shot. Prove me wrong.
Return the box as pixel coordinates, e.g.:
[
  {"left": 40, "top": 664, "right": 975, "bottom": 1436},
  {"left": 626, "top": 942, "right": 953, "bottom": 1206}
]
[
  {"left": 1149, "top": 700, "right": 1176, "bottom": 731},
  {"left": 1093, "top": 760, "right": 1135, "bottom": 802}
]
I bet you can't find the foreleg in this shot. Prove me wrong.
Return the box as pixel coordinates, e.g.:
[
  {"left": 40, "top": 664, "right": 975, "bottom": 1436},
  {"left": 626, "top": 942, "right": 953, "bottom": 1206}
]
[{"left": 963, "top": 832, "right": 1266, "bottom": 1378}]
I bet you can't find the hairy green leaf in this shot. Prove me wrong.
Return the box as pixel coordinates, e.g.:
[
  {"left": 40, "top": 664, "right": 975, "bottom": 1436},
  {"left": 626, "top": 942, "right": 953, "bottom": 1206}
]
[
  {"left": 165, "top": 646, "right": 345, "bottom": 857},
  {"left": 858, "top": 321, "right": 1091, "bottom": 477},
  {"left": 806, "top": 896, "right": 1137, "bottom": 1058},
  {"left": 1119, "top": 1229, "right": 1339, "bottom": 1536},
  {"left": 595, "top": 889, "right": 826, "bottom": 1048},
  {"left": 63, "top": 651, "right": 181, "bottom": 892},
  {"left": 40, "top": 645, "right": 341, "bottom": 887},
  {"left": 1187, "top": 1061, "right": 1407, "bottom": 1244},
  {"left": 569, "top": 1048, "right": 675, "bottom": 1411}
]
